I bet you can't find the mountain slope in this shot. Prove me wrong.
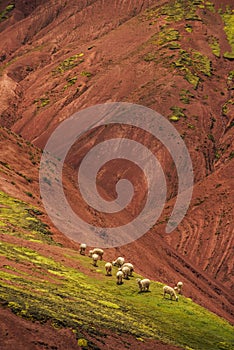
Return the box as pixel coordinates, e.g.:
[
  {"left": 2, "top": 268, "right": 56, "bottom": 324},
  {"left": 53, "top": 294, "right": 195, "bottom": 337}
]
[{"left": 0, "top": 0, "right": 233, "bottom": 341}]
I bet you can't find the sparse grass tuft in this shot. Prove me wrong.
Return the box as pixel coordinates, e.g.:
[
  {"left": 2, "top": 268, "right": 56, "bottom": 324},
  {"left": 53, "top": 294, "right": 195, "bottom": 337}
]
[
  {"left": 208, "top": 36, "right": 221, "bottom": 57},
  {"left": 52, "top": 53, "right": 84, "bottom": 75},
  {"left": 168, "top": 106, "right": 186, "bottom": 121},
  {"left": 0, "top": 4, "right": 14, "bottom": 22},
  {"left": 63, "top": 76, "right": 78, "bottom": 90},
  {"left": 179, "top": 89, "right": 194, "bottom": 104}
]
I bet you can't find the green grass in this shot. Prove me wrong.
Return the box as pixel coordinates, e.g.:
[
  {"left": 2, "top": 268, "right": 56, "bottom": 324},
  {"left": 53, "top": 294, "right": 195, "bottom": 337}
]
[
  {"left": 221, "top": 10, "right": 234, "bottom": 60},
  {"left": 179, "top": 89, "right": 194, "bottom": 104},
  {"left": 152, "top": 27, "right": 180, "bottom": 47},
  {"left": 144, "top": 53, "right": 156, "bottom": 62},
  {"left": 208, "top": 36, "right": 221, "bottom": 58},
  {"left": 52, "top": 53, "right": 84, "bottom": 75},
  {"left": 0, "top": 4, "right": 14, "bottom": 22},
  {"left": 0, "top": 190, "right": 233, "bottom": 349},
  {"left": 221, "top": 99, "right": 234, "bottom": 116},
  {"left": 142, "top": 0, "right": 217, "bottom": 25},
  {"left": 33, "top": 96, "right": 50, "bottom": 109},
  {"left": 173, "top": 49, "right": 212, "bottom": 89},
  {"left": 80, "top": 71, "right": 92, "bottom": 77},
  {"left": 168, "top": 106, "right": 186, "bottom": 121},
  {"left": 143, "top": 0, "right": 203, "bottom": 23},
  {"left": 63, "top": 76, "right": 78, "bottom": 90},
  {"left": 0, "top": 191, "right": 56, "bottom": 245}
]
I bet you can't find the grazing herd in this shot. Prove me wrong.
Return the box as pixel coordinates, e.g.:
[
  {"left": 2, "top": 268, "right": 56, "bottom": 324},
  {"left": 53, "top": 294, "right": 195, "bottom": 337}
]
[{"left": 79, "top": 243, "right": 183, "bottom": 300}]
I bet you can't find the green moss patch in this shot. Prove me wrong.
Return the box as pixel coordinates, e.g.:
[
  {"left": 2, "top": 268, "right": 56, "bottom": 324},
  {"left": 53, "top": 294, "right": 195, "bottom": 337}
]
[
  {"left": 155, "top": 27, "right": 180, "bottom": 46},
  {"left": 208, "top": 36, "right": 221, "bottom": 58},
  {"left": 63, "top": 76, "right": 78, "bottom": 90},
  {"left": 52, "top": 53, "right": 84, "bottom": 75},
  {"left": 222, "top": 99, "right": 234, "bottom": 116},
  {"left": 168, "top": 106, "right": 186, "bottom": 121},
  {"left": 0, "top": 191, "right": 55, "bottom": 244},
  {"left": 142, "top": 0, "right": 204, "bottom": 24},
  {"left": 221, "top": 11, "right": 234, "bottom": 60},
  {"left": 0, "top": 4, "right": 14, "bottom": 22},
  {"left": 173, "top": 49, "right": 212, "bottom": 89},
  {"left": 179, "top": 89, "right": 195, "bottom": 104},
  {"left": 33, "top": 96, "right": 50, "bottom": 109}
]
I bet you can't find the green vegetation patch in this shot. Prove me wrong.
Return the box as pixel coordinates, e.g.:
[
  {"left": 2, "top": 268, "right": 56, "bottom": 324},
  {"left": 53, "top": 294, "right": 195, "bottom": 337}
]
[
  {"left": 34, "top": 96, "right": 50, "bottom": 109},
  {"left": 208, "top": 36, "right": 221, "bottom": 57},
  {"left": 179, "top": 89, "right": 195, "bottom": 104},
  {"left": 0, "top": 240, "right": 233, "bottom": 350},
  {"left": 63, "top": 76, "right": 78, "bottom": 90},
  {"left": 185, "top": 24, "right": 193, "bottom": 32},
  {"left": 144, "top": 27, "right": 180, "bottom": 63},
  {"left": 143, "top": 0, "right": 203, "bottom": 24},
  {"left": 152, "top": 27, "right": 180, "bottom": 48},
  {"left": 52, "top": 53, "right": 84, "bottom": 75},
  {"left": 173, "top": 49, "right": 212, "bottom": 89},
  {"left": 201, "top": 1, "right": 215, "bottom": 13},
  {"left": 143, "top": 53, "right": 157, "bottom": 62},
  {"left": 0, "top": 4, "right": 14, "bottom": 22},
  {"left": 221, "top": 10, "right": 234, "bottom": 60},
  {"left": 0, "top": 191, "right": 55, "bottom": 244},
  {"left": 168, "top": 106, "right": 186, "bottom": 121},
  {"left": 227, "top": 70, "right": 234, "bottom": 90},
  {"left": 0, "top": 190, "right": 233, "bottom": 349},
  {"left": 80, "top": 71, "right": 92, "bottom": 77},
  {"left": 222, "top": 99, "right": 234, "bottom": 116}
]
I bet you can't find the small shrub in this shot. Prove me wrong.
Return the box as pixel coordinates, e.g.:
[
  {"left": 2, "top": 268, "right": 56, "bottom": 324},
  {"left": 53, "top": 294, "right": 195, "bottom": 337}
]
[
  {"left": 77, "top": 338, "right": 88, "bottom": 348},
  {"left": 208, "top": 36, "right": 221, "bottom": 58},
  {"left": 185, "top": 24, "right": 193, "bottom": 32},
  {"left": 168, "top": 106, "right": 186, "bottom": 121},
  {"left": 208, "top": 134, "right": 215, "bottom": 142},
  {"left": 229, "top": 151, "right": 234, "bottom": 159},
  {"left": 63, "top": 76, "right": 77, "bottom": 90},
  {"left": 180, "top": 89, "right": 194, "bottom": 104},
  {"left": 40, "top": 98, "right": 50, "bottom": 108},
  {"left": 217, "top": 341, "right": 231, "bottom": 350},
  {"left": 0, "top": 161, "right": 11, "bottom": 170},
  {"left": 80, "top": 71, "right": 92, "bottom": 77},
  {"left": 144, "top": 53, "right": 156, "bottom": 62},
  {"left": 52, "top": 53, "right": 84, "bottom": 75},
  {"left": 0, "top": 4, "right": 14, "bottom": 22},
  {"left": 187, "top": 123, "right": 195, "bottom": 129},
  {"left": 222, "top": 99, "right": 234, "bottom": 116},
  {"left": 222, "top": 12, "right": 234, "bottom": 60},
  {"left": 25, "top": 192, "right": 33, "bottom": 198},
  {"left": 169, "top": 116, "right": 180, "bottom": 121}
]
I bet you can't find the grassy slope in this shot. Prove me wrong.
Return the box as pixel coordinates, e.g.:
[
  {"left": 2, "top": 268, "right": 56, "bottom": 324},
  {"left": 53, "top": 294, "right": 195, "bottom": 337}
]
[{"left": 0, "top": 190, "right": 233, "bottom": 350}]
